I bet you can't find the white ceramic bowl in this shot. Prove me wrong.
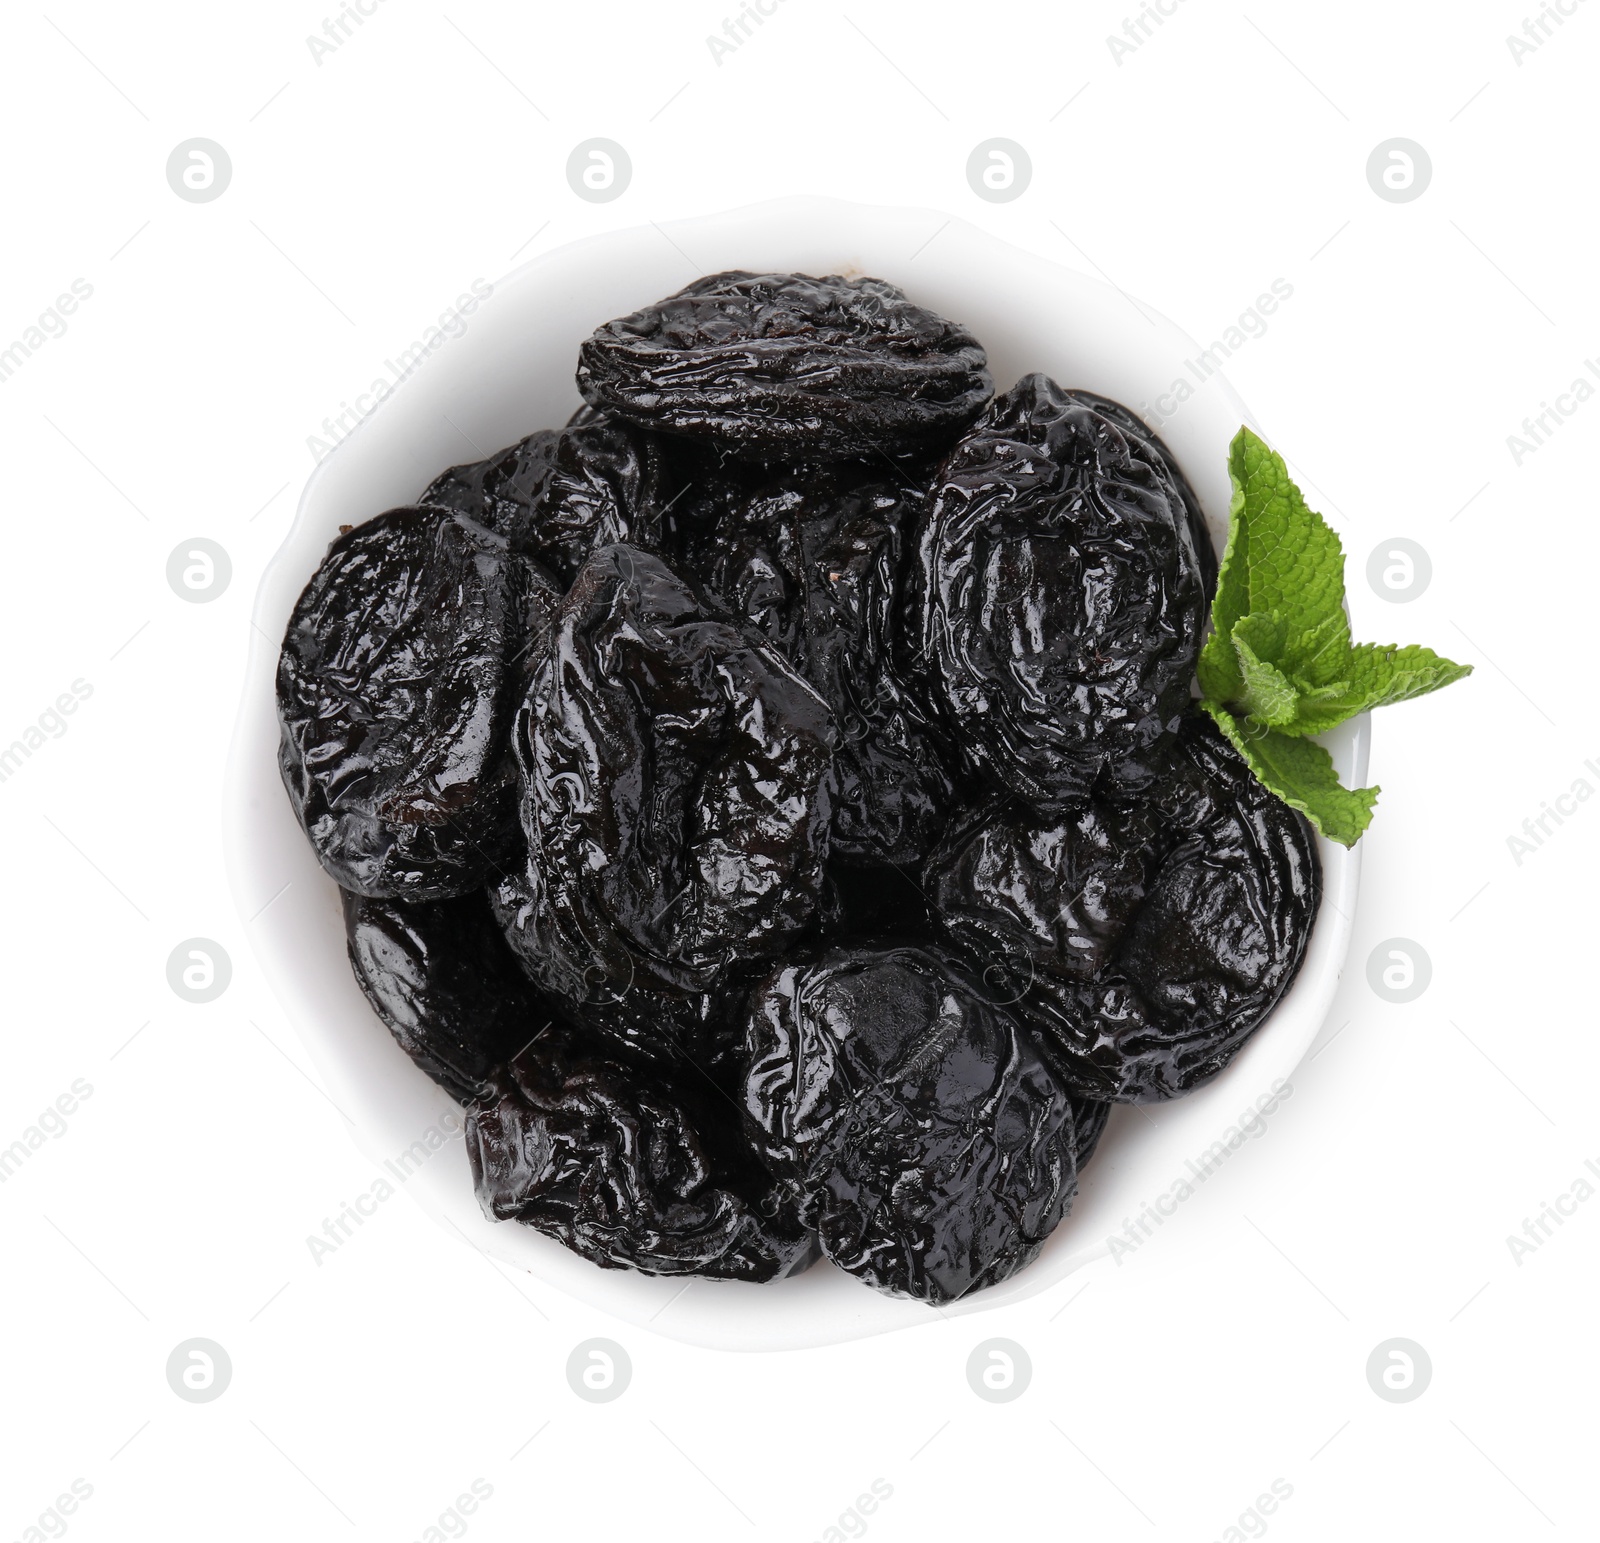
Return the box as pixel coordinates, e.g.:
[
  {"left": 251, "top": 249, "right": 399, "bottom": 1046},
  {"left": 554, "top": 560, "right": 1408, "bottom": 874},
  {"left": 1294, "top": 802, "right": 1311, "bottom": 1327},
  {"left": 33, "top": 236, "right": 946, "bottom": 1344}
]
[{"left": 225, "top": 197, "right": 1368, "bottom": 1351}]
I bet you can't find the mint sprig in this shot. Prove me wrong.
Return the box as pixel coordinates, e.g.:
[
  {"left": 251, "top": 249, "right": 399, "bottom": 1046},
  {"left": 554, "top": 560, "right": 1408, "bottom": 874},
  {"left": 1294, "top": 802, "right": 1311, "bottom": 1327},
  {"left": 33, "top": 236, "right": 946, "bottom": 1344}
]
[{"left": 1195, "top": 427, "right": 1471, "bottom": 847}]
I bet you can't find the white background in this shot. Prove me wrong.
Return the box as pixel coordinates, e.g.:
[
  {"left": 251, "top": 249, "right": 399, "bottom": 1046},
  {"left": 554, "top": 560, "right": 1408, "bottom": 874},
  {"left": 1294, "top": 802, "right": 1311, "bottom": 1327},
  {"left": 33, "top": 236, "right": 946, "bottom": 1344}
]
[{"left": 2, "top": 2, "right": 1595, "bottom": 1538}]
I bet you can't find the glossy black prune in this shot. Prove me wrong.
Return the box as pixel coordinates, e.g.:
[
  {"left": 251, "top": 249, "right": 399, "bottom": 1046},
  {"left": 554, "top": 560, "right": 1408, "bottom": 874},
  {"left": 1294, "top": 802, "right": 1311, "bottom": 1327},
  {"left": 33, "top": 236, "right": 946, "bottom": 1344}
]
[
  {"left": 505, "top": 543, "right": 835, "bottom": 1015},
  {"left": 576, "top": 271, "right": 993, "bottom": 463},
  {"left": 532, "top": 413, "right": 673, "bottom": 583},
  {"left": 277, "top": 506, "right": 559, "bottom": 900},
  {"left": 742, "top": 944, "right": 1078, "bottom": 1304},
  {"left": 467, "top": 1026, "right": 816, "bottom": 1281},
  {"left": 926, "top": 798, "right": 1166, "bottom": 984},
  {"left": 420, "top": 428, "right": 561, "bottom": 543},
  {"left": 342, "top": 888, "right": 548, "bottom": 1103},
  {"left": 1016, "top": 714, "right": 1321, "bottom": 1102},
  {"left": 487, "top": 862, "right": 751, "bottom": 1078},
  {"left": 684, "top": 460, "right": 960, "bottom": 866},
  {"left": 1072, "top": 1097, "right": 1112, "bottom": 1169},
  {"left": 1076, "top": 391, "right": 1219, "bottom": 602},
  {"left": 421, "top": 412, "right": 671, "bottom": 586},
  {"left": 907, "top": 374, "right": 1209, "bottom": 807}
]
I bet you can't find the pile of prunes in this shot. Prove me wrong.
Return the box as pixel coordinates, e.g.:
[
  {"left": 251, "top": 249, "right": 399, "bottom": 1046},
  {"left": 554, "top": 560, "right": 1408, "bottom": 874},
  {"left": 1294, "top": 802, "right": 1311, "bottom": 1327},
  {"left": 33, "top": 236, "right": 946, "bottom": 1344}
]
[{"left": 277, "top": 272, "right": 1320, "bottom": 1304}]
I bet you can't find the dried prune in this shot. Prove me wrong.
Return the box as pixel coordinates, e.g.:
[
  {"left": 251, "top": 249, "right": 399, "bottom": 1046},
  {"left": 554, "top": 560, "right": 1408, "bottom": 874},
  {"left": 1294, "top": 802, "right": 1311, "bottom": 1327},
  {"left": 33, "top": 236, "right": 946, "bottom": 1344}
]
[
  {"left": 907, "top": 374, "right": 1209, "bottom": 806},
  {"left": 531, "top": 413, "right": 673, "bottom": 582},
  {"left": 343, "top": 888, "right": 548, "bottom": 1103},
  {"left": 684, "top": 460, "right": 960, "bottom": 865},
  {"left": 487, "top": 862, "right": 750, "bottom": 1077},
  {"left": 1014, "top": 714, "right": 1320, "bottom": 1102},
  {"left": 420, "top": 428, "right": 560, "bottom": 543},
  {"left": 277, "top": 506, "right": 559, "bottom": 900},
  {"left": 926, "top": 798, "right": 1166, "bottom": 984},
  {"left": 1072, "top": 1097, "right": 1111, "bottom": 1168},
  {"left": 467, "top": 1025, "right": 816, "bottom": 1281},
  {"left": 576, "top": 271, "right": 993, "bottom": 463},
  {"left": 742, "top": 944, "right": 1078, "bottom": 1303},
  {"left": 505, "top": 543, "right": 834, "bottom": 1015},
  {"left": 1077, "top": 391, "right": 1219, "bottom": 602},
  {"left": 421, "top": 411, "right": 672, "bottom": 586}
]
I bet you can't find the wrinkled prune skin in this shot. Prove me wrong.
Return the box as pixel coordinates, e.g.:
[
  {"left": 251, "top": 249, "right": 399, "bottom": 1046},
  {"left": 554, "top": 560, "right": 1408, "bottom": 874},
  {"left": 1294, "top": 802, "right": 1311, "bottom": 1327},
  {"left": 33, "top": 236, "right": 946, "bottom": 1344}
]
[
  {"left": 1072, "top": 1097, "right": 1111, "bottom": 1169},
  {"left": 742, "top": 944, "right": 1078, "bottom": 1303},
  {"left": 507, "top": 544, "right": 835, "bottom": 1014},
  {"left": 926, "top": 799, "right": 1166, "bottom": 984},
  {"left": 487, "top": 863, "right": 753, "bottom": 1077},
  {"left": 420, "top": 428, "right": 561, "bottom": 544},
  {"left": 421, "top": 411, "right": 673, "bottom": 587},
  {"left": 343, "top": 889, "right": 548, "bottom": 1103},
  {"left": 577, "top": 271, "right": 994, "bottom": 463},
  {"left": 1076, "top": 391, "right": 1219, "bottom": 602},
  {"left": 907, "top": 374, "right": 1209, "bottom": 807},
  {"left": 529, "top": 413, "right": 673, "bottom": 583},
  {"left": 1015, "top": 715, "right": 1320, "bottom": 1102},
  {"left": 277, "top": 506, "right": 559, "bottom": 900},
  {"left": 683, "top": 460, "right": 960, "bottom": 865},
  {"left": 650, "top": 439, "right": 764, "bottom": 547},
  {"left": 467, "top": 1027, "right": 816, "bottom": 1281}
]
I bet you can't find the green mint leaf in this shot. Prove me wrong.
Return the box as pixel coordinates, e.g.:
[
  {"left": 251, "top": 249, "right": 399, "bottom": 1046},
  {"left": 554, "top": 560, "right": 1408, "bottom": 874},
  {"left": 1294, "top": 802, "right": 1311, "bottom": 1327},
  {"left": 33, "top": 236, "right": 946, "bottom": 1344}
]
[
  {"left": 1202, "top": 702, "right": 1380, "bottom": 848},
  {"left": 1334, "top": 641, "right": 1474, "bottom": 709},
  {"left": 1230, "top": 614, "right": 1301, "bottom": 727},
  {"left": 1193, "top": 427, "right": 1473, "bottom": 843},
  {"left": 1282, "top": 643, "right": 1474, "bottom": 736},
  {"left": 1197, "top": 427, "right": 1350, "bottom": 702},
  {"left": 1282, "top": 608, "right": 1352, "bottom": 691},
  {"left": 1228, "top": 427, "right": 1349, "bottom": 649},
  {"left": 1233, "top": 607, "right": 1289, "bottom": 662}
]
